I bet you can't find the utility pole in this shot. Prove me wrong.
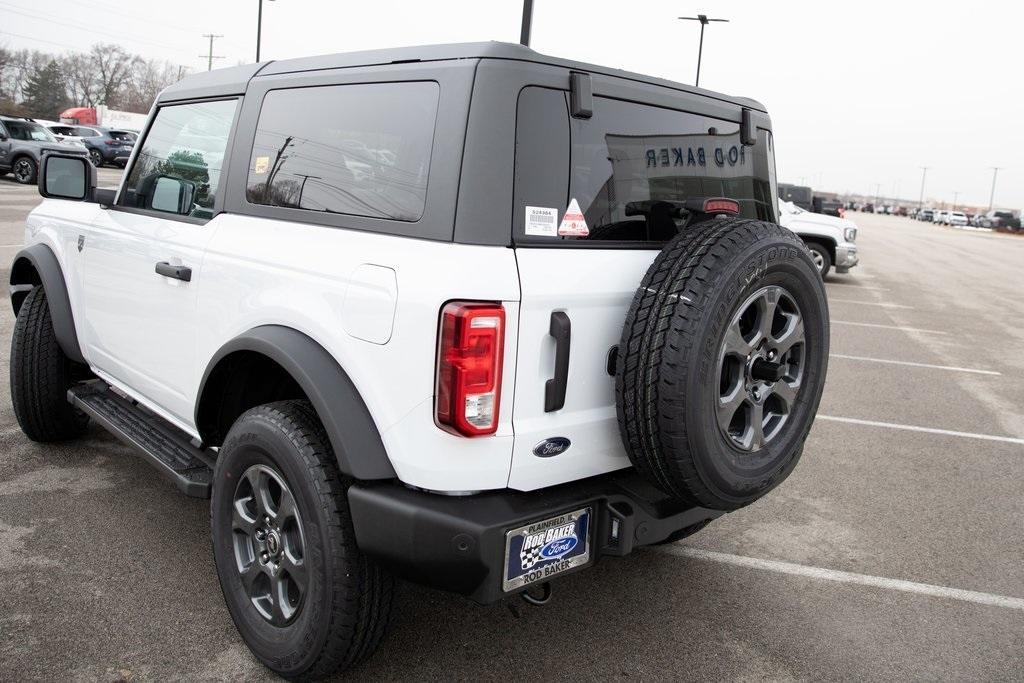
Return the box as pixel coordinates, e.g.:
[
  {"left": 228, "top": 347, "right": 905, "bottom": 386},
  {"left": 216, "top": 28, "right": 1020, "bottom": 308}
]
[
  {"left": 200, "top": 34, "right": 225, "bottom": 71},
  {"left": 257, "top": 0, "right": 277, "bottom": 61},
  {"left": 952, "top": 191, "right": 960, "bottom": 210},
  {"left": 294, "top": 173, "right": 321, "bottom": 208},
  {"left": 918, "top": 167, "right": 928, "bottom": 209},
  {"left": 875, "top": 183, "right": 882, "bottom": 205},
  {"left": 678, "top": 14, "right": 729, "bottom": 87},
  {"left": 988, "top": 167, "right": 1002, "bottom": 211},
  {"left": 520, "top": 0, "right": 534, "bottom": 46}
]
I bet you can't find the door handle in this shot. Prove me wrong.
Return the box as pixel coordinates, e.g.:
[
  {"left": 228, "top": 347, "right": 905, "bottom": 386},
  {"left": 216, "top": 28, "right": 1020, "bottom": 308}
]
[
  {"left": 155, "top": 261, "right": 192, "bottom": 282},
  {"left": 544, "top": 311, "right": 571, "bottom": 412}
]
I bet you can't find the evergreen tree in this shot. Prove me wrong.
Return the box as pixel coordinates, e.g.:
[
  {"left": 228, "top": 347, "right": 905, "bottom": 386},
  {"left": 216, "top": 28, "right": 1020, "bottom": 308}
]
[{"left": 21, "top": 60, "right": 70, "bottom": 119}]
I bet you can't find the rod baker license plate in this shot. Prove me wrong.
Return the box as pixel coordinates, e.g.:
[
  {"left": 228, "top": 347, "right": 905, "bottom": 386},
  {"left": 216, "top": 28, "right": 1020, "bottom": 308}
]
[{"left": 503, "top": 508, "right": 591, "bottom": 592}]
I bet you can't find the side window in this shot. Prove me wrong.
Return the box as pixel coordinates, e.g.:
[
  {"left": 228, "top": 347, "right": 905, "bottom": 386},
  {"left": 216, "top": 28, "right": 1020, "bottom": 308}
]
[
  {"left": 246, "top": 81, "right": 439, "bottom": 222},
  {"left": 119, "top": 99, "right": 238, "bottom": 220}
]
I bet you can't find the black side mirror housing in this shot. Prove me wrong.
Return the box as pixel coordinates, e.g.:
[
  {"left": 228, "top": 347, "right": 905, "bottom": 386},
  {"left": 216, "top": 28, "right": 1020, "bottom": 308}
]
[
  {"left": 38, "top": 153, "right": 97, "bottom": 202},
  {"left": 740, "top": 108, "right": 757, "bottom": 146}
]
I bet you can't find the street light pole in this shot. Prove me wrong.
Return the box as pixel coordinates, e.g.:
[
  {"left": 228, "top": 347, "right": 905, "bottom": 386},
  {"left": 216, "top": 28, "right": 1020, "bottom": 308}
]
[
  {"left": 520, "top": 0, "right": 534, "bottom": 47},
  {"left": 256, "top": 0, "right": 276, "bottom": 62},
  {"left": 678, "top": 14, "right": 729, "bottom": 87},
  {"left": 988, "top": 166, "right": 1002, "bottom": 211},
  {"left": 918, "top": 167, "right": 928, "bottom": 209}
]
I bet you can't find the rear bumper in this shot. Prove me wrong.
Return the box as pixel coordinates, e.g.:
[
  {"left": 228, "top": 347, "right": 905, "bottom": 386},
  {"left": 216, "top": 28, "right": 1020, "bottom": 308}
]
[{"left": 348, "top": 471, "right": 723, "bottom": 604}]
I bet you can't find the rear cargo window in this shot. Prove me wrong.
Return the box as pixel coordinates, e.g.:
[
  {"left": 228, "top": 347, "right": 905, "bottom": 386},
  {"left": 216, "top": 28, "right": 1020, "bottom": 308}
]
[
  {"left": 514, "top": 92, "right": 777, "bottom": 245},
  {"left": 246, "top": 81, "right": 439, "bottom": 222}
]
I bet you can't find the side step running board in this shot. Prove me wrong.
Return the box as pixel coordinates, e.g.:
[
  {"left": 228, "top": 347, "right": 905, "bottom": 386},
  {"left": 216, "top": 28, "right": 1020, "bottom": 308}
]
[{"left": 68, "top": 381, "right": 213, "bottom": 498}]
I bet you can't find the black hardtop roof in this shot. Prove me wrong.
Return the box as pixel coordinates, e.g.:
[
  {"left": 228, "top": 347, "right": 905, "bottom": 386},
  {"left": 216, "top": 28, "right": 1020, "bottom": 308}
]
[{"left": 158, "top": 41, "right": 766, "bottom": 112}]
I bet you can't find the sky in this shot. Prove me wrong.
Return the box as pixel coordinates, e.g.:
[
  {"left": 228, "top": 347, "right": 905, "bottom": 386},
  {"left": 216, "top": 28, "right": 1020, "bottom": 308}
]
[{"left": 3, "top": 0, "right": 1022, "bottom": 209}]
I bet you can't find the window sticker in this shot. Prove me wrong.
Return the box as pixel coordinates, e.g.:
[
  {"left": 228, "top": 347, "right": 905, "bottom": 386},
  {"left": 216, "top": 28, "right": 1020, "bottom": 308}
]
[
  {"left": 525, "top": 206, "right": 558, "bottom": 237},
  {"left": 253, "top": 156, "right": 270, "bottom": 175},
  {"left": 558, "top": 198, "right": 589, "bottom": 237}
]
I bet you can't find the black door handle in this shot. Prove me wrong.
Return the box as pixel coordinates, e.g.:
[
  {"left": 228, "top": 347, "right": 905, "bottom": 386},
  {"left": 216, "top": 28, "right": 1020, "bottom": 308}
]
[
  {"left": 544, "top": 311, "right": 571, "bottom": 412},
  {"left": 155, "top": 261, "right": 192, "bottom": 282}
]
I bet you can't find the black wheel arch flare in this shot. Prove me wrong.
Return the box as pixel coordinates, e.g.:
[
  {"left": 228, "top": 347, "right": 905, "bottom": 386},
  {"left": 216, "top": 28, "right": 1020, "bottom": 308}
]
[
  {"left": 9, "top": 243, "right": 86, "bottom": 364},
  {"left": 196, "top": 325, "right": 397, "bottom": 481}
]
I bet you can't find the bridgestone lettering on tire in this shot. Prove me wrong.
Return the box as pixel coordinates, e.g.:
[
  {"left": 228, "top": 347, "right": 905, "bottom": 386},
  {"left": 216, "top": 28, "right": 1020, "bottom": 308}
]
[
  {"left": 211, "top": 400, "right": 393, "bottom": 680},
  {"left": 615, "top": 218, "right": 830, "bottom": 511}
]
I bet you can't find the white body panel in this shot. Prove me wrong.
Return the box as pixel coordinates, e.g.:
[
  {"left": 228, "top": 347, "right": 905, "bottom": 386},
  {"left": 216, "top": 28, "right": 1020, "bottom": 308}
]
[
  {"left": 509, "top": 248, "right": 657, "bottom": 490},
  {"left": 24, "top": 205, "right": 526, "bottom": 492}
]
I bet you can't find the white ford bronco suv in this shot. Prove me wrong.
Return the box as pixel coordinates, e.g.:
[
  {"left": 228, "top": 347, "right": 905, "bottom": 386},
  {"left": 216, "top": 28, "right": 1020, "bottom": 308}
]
[{"left": 10, "top": 43, "right": 829, "bottom": 679}]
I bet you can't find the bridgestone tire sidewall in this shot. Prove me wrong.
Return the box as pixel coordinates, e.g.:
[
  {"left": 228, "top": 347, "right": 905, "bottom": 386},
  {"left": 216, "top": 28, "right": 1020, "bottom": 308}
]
[
  {"left": 211, "top": 414, "right": 332, "bottom": 676},
  {"left": 680, "top": 235, "right": 829, "bottom": 508}
]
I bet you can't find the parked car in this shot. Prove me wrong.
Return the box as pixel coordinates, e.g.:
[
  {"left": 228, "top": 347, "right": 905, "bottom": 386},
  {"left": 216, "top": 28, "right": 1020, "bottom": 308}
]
[
  {"left": 778, "top": 182, "right": 813, "bottom": 211},
  {"left": 0, "top": 114, "right": 90, "bottom": 184},
  {"left": 946, "top": 211, "right": 968, "bottom": 226},
  {"left": 811, "top": 196, "right": 844, "bottom": 218},
  {"left": 778, "top": 200, "right": 859, "bottom": 277},
  {"left": 68, "top": 125, "right": 137, "bottom": 167},
  {"left": 978, "top": 210, "right": 1021, "bottom": 230},
  {"left": 933, "top": 209, "right": 948, "bottom": 224},
  {"left": 11, "top": 42, "right": 829, "bottom": 679},
  {"left": 918, "top": 208, "right": 934, "bottom": 222}
]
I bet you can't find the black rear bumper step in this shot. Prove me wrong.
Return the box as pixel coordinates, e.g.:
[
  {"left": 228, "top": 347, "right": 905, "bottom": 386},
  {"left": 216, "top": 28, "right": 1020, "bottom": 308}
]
[
  {"left": 68, "top": 381, "right": 213, "bottom": 498},
  {"left": 348, "top": 471, "right": 724, "bottom": 604}
]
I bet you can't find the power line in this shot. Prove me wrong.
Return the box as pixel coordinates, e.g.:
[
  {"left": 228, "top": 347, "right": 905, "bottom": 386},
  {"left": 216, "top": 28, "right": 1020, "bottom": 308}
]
[
  {"left": 199, "top": 34, "right": 225, "bottom": 72},
  {"left": 0, "top": 1, "right": 197, "bottom": 57}
]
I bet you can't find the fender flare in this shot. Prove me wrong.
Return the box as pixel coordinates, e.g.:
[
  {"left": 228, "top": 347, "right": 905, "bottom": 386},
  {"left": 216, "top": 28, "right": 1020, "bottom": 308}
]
[
  {"left": 9, "top": 243, "right": 86, "bottom": 364},
  {"left": 197, "top": 325, "right": 397, "bottom": 481}
]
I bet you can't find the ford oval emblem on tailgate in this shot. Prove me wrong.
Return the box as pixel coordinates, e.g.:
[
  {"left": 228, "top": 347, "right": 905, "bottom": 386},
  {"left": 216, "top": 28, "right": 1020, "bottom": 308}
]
[{"left": 533, "top": 437, "right": 570, "bottom": 457}]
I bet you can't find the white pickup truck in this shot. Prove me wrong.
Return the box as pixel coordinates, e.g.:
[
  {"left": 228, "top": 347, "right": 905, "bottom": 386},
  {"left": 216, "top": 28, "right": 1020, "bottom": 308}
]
[{"left": 778, "top": 200, "right": 859, "bottom": 277}]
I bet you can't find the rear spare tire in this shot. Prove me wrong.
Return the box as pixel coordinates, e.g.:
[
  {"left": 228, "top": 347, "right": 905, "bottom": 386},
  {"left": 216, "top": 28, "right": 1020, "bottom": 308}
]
[{"left": 616, "top": 217, "right": 829, "bottom": 511}]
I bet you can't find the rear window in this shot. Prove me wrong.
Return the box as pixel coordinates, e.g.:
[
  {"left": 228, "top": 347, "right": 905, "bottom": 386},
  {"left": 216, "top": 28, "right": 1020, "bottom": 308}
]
[
  {"left": 514, "top": 89, "right": 777, "bottom": 245},
  {"left": 246, "top": 81, "right": 439, "bottom": 222}
]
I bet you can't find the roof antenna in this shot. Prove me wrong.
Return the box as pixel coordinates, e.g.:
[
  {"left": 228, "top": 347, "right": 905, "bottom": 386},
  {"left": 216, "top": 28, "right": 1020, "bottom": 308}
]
[{"left": 520, "top": 0, "right": 534, "bottom": 47}]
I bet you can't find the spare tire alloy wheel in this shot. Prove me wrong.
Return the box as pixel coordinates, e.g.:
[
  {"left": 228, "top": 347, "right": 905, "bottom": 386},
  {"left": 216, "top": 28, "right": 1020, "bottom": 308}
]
[
  {"left": 616, "top": 218, "right": 829, "bottom": 511},
  {"left": 717, "top": 286, "right": 804, "bottom": 451},
  {"left": 232, "top": 464, "right": 307, "bottom": 626}
]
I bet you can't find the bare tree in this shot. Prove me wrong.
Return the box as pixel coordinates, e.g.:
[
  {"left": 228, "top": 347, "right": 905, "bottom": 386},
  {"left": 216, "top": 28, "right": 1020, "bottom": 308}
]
[
  {"left": 89, "top": 44, "right": 140, "bottom": 107},
  {"left": 122, "top": 58, "right": 181, "bottom": 113},
  {"left": 62, "top": 52, "right": 101, "bottom": 107}
]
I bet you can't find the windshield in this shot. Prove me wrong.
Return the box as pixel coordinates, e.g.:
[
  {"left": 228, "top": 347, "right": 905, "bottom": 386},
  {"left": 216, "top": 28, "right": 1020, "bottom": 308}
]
[{"left": 3, "top": 120, "right": 57, "bottom": 142}]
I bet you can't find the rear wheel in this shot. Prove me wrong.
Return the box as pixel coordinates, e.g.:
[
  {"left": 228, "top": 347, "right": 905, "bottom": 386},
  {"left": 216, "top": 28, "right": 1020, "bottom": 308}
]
[
  {"left": 12, "top": 157, "right": 37, "bottom": 184},
  {"left": 616, "top": 218, "right": 829, "bottom": 511},
  {"left": 211, "top": 400, "right": 393, "bottom": 679},
  {"left": 10, "top": 286, "right": 89, "bottom": 441},
  {"left": 88, "top": 149, "right": 103, "bottom": 167}
]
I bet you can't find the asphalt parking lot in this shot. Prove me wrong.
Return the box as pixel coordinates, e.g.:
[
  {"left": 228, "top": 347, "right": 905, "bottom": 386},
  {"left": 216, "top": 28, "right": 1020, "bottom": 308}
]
[{"left": 1, "top": 171, "right": 1022, "bottom": 680}]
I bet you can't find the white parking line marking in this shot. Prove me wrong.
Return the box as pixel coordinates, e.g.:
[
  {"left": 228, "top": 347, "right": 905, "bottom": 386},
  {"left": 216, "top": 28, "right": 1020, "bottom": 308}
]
[
  {"left": 832, "top": 320, "right": 947, "bottom": 335},
  {"left": 830, "top": 354, "right": 1000, "bottom": 376},
  {"left": 817, "top": 415, "right": 1024, "bottom": 445},
  {"left": 0, "top": 244, "right": 25, "bottom": 248},
  {"left": 826, "top": 282, "right": 890, "bottom": 291},
  {"left": 829, "top": 298, "right": 914, "bottom": 309},
  {"left": 657, "top": 546, "right": 1024, "bottom": 611}
]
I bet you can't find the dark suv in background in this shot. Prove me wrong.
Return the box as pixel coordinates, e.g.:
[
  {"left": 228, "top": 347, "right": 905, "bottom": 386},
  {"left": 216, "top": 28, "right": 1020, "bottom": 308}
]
[
  {"left": 0, "top": 114, "right": 90, "bottom": 184},
  {"left": 48, "top": 124, "right": 136, "bottom": 167}
]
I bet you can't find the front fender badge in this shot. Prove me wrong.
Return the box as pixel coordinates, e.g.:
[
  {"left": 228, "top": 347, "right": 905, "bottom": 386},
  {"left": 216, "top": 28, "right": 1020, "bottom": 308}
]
[{"left": 532, "top": 437, "right": 571, "bottom": 458}]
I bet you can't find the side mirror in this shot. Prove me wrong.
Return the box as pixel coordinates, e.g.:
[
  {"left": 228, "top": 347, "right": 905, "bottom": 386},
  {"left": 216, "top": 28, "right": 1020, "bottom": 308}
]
[
  {"left": 0, "top": 132, "right": 8, "bottom": 141},
  {"left": 146, "top": 175, "right": 197, "bottom": 216},
  {"left": 38, "top": 153, "right": 96, "bottom": 201}
]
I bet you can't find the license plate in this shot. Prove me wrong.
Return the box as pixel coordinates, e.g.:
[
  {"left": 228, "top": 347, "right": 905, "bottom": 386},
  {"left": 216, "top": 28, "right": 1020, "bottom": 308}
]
[{"left": 503, "top": 507, "right": 591, "bottom": 592}]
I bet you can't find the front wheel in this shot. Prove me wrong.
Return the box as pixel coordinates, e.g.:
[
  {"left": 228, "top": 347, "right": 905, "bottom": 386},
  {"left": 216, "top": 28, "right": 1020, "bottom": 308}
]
[
  {"left": 12, "top": 157, "right": 37, "bottom": 184},
  {"left": 805, "top": 242, "right": 832, "bottom": 278},
  {"left": 88, "top": 149, "right": 103, "bottom": 167},
  {"left": 10, "top": 286, "right": 89, "bottom": 441},
  {"left": 211, "top": 401, "right": 393, "bottom": 679}
]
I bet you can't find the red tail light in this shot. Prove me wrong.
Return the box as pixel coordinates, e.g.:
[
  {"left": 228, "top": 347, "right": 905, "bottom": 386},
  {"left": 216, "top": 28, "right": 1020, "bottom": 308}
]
[
  {"left": 435, "top": 301, "right": 505, "bottom": 436},
  {"left": 703, "top": 198, "right": 740, "bottom": 215},
  {"left": 104, "top": 140, "right": 120, "bottom": 146}
]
